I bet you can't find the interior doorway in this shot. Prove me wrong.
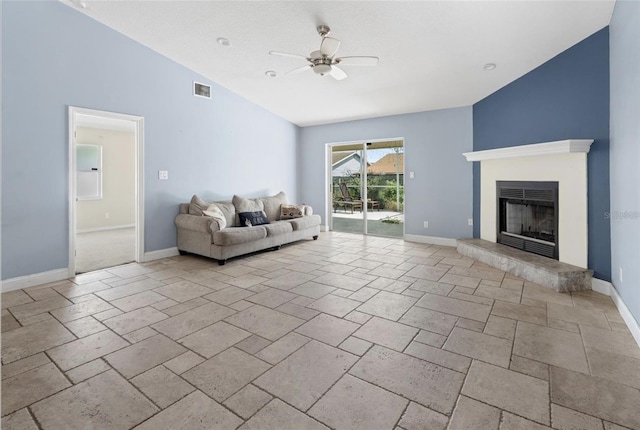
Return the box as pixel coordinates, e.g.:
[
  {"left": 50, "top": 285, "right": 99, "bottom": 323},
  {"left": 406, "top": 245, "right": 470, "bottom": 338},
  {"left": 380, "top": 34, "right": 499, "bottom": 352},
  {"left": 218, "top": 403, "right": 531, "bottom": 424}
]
[
  {"left": 328, "top": 139, "right": 405, "bottom": 238},
  {"left": 68, "top": 107, "right": 144, "bottom": 274}
]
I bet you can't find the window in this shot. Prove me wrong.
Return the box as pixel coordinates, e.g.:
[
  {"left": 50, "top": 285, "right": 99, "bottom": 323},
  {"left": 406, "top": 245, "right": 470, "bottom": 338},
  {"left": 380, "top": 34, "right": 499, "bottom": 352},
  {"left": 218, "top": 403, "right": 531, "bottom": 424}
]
[{"left": 77, "top": 144, "right": 102, "bottom": 200}]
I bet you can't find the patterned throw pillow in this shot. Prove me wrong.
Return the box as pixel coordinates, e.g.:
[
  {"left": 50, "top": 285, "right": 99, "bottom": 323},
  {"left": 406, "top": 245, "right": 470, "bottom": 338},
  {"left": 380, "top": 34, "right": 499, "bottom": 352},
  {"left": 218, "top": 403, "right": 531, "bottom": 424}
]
[
  {"left": 238, "top": 211, "right": 270, "bottom": 227},
  {"left": 280, "top": 204, "right": 305, "bottom": 220},
  {"left": 202, "top": 204, "right": 227, "bottom": 229}
]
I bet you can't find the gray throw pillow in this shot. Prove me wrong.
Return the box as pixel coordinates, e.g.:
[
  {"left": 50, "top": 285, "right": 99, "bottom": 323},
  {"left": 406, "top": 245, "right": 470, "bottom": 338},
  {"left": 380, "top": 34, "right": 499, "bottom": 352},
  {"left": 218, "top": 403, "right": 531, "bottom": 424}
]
[
  {"left": 189, "top": 195, "right": 208, "bottom": 216},
  {"left": 232, "top": 195, "right": 264, "bottom": 225},
  {"left": 260, "top": 191, "right": 288, "bottom": 221}
]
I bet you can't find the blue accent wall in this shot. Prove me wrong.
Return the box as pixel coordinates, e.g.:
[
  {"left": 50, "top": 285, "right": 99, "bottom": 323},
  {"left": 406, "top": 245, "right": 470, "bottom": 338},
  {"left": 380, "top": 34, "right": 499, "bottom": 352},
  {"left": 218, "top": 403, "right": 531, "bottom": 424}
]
[
  {"left": 1, "top": 1, "right": 299, "bottom": 280},
  {"left": 473, "top": 28, "right": 611, "bottom": 281},
  {"left": 610, "top": 1, "right": 640, "bottom": 324}
]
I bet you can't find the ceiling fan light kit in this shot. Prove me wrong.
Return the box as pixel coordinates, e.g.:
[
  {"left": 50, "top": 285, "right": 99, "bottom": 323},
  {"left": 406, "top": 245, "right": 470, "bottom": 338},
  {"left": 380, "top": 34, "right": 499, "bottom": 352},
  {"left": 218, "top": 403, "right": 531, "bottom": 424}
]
[{"left": 269, "top": 25, "right": 379, "bottom": 81}]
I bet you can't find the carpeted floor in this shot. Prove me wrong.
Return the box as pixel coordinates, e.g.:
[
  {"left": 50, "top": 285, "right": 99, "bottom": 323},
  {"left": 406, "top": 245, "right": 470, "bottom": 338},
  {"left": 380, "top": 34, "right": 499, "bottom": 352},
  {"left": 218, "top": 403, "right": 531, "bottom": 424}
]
[{"left": 76, "top": 227, "right": 135, "bottom": 273}]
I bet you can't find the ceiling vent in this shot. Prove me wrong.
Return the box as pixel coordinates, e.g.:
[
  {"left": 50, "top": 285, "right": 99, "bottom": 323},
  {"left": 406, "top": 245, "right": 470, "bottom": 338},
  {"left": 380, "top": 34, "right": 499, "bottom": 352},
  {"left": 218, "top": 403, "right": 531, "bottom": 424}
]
[{"left": 193, "top": 81, "right": 211, "bottom": 99}]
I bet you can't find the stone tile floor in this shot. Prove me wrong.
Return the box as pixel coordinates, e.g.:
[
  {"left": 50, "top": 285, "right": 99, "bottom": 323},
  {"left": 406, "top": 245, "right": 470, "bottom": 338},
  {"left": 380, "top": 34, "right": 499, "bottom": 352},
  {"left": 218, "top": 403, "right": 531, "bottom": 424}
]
[{"left": 2, "top": 232, "right": 640, "bottom": 430}]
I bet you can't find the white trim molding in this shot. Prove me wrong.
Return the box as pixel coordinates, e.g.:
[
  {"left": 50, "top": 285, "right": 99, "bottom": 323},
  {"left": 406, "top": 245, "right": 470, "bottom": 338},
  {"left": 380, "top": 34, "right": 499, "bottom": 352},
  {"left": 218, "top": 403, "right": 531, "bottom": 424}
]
[
  {"left": 68, "top": 106, "right": 145, "bottom": 276},
  {"left": 143, "top": 247, "right": 179, "bottom": 262},
  {"left": 2, "top": 269, "right": 69, "bottom": 293},
  {"left": 404, "top": 234, "right": 458, "bottom": 247},
  {"left": 462, "top": 139, "right": 593, "bottom": 162},
  {"left": 591, "top": 278, "right": 640, "bottom": 349}
]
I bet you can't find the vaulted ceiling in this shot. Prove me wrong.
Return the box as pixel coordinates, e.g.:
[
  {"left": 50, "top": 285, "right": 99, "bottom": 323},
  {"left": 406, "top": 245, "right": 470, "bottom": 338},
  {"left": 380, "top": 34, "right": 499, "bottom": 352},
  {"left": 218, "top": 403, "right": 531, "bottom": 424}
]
[{"left": 64, "top": 1, "right": 615, "bottom": 126}]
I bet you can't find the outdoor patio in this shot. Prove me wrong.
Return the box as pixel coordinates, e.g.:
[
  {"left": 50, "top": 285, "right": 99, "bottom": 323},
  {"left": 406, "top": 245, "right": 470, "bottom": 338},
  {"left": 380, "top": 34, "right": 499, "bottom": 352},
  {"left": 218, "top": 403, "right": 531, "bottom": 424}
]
[{"left": 331, "top": 210, "right": 404, "bottom": 238}]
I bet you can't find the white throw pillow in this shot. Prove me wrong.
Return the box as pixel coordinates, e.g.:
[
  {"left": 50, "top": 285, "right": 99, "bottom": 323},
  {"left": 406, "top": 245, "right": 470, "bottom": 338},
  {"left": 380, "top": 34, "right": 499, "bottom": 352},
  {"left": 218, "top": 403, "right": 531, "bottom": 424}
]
[{"left": 203, "top": 204, "right": 227, "bottom": 229}]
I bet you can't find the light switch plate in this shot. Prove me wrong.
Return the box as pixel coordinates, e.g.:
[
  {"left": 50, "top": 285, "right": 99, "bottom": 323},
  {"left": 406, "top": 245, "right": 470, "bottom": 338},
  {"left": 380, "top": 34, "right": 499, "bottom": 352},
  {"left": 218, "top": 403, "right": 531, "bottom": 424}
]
[
  {"left": 409, "top": 171, "right": 415, "bottom": 179},
  {"left": 158, "top": 170, "right": 169, "bottom": 180}
]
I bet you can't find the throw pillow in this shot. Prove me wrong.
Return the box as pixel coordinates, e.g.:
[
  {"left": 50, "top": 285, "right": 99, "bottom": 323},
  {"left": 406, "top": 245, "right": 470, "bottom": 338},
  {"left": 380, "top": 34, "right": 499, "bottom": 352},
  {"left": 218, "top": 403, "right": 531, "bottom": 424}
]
[
  {"left": 189, "top": 195, "right": 208, "bottom": 216},
  {"left": 260, "top": 191, "right": 288, "bottom": 222},
  {"left": 280, "top": 204, "right": 305, "bottom": 220},
  {"left": 232, "top": 195, "right": 265, "bottom": 225},
  {"left": 203, "top": 204, "right": 227, "bottom": 229},
  {"left": 238, "top": 211, "right": 270, "bottom": 227}
]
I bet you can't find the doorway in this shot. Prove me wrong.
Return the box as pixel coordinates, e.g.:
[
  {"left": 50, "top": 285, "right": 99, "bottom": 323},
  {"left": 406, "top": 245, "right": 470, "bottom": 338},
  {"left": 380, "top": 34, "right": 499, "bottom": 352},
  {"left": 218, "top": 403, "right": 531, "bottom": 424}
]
[
  {"left": 68, "top": 107, "right": 144, "bottom": 275},
  {"left": 328, "top": 139, "right": 404, "bottom": 238}
]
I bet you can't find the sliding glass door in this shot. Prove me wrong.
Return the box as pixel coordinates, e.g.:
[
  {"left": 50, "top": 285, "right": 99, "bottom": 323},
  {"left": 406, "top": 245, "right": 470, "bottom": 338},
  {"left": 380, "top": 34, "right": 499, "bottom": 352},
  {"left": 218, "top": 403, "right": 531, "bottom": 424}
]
[
  {"left": 330, "top": 140, "right": 404, "bottom": 238},
  {"left": 330, "top": 147, "right": 364, "bottom": 234},
  {"left": 366, "top": 142, "right": 404, "bottom": 238}
]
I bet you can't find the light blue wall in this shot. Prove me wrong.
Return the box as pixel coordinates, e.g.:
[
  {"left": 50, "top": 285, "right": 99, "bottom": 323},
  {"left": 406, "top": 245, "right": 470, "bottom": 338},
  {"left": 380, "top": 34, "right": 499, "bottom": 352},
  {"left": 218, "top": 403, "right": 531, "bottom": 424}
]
[
  {"left": 299, "top": 107, "right": 473, "bottom": 239},
  {"left": 610, "top": 0, "right": 640, "bottom": 323},
  {"left": 1, "top": 1, "right": 299, "bottom": 279}
]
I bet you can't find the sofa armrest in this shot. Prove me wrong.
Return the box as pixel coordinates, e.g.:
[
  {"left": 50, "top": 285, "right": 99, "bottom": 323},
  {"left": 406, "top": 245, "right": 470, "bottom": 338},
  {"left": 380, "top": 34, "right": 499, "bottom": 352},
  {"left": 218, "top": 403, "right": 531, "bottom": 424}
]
[
  {"left": 175, "top": 214, "right": 221, "bottom": 235},
  {"left": 303, "top": 205, "right": 313, "bottom": 216}
]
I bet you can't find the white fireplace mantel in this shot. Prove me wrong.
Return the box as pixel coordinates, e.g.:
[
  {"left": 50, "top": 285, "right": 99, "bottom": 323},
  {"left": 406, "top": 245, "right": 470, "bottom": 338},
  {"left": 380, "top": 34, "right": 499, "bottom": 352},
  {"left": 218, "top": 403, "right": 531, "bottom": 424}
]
[
  {"left": 462, "top": 139, "right": 594, "bottom": 162},
  {"left": 465, "top": 138, "right": 593, "bottom": 269}
]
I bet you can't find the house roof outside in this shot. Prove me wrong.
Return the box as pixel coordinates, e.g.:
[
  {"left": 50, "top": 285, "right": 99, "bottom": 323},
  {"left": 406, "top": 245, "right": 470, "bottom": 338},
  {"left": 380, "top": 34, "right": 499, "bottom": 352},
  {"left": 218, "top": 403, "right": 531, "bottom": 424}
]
[{"left": 368, "top": 153, "right": 404, "bottom": 175}]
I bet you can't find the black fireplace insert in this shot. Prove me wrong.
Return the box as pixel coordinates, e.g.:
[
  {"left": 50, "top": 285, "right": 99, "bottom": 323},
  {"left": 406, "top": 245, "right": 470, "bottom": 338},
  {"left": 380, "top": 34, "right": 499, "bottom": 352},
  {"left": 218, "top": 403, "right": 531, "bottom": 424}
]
[{"left": 496, "top": 181, "right": 559, "bottom": 259}]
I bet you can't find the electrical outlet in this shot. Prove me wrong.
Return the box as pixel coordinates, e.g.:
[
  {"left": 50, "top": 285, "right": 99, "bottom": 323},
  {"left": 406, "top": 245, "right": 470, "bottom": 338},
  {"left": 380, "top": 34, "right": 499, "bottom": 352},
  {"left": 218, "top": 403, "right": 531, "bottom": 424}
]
[
  {"left": 468, "top": 218, "right": 473, "bottom": 226},
  {"left": 424, "top": 221, "right": 429, "bottom": 228},
  {"left": 409, "top": 171, "right": 415, "bottom": 179},
  {"left": 158, "top": 170, "right": 169, "bottom": 180},
  {"left": 619, "top": 267, "right": 623, "bottom": 282},
  {"left": 105, "top": 212, "right": 110, "bottom": 219}
]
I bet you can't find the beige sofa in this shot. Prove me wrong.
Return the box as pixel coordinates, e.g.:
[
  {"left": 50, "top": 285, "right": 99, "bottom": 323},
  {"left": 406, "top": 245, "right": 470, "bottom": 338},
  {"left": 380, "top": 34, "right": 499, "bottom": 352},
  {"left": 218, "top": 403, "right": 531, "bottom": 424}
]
[{"left": 175, "top": 192, "right": 321, "bottom": 265}]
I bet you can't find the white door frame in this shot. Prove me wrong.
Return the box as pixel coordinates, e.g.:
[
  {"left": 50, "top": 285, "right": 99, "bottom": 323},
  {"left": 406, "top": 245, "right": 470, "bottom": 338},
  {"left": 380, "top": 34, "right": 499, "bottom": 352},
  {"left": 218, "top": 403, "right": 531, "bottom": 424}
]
[
  {"left": 68, "top": 106, "right": 145, "bottom": 276},
  {"left": 325, "top": 137, "right": 405, "bottom": 237}
]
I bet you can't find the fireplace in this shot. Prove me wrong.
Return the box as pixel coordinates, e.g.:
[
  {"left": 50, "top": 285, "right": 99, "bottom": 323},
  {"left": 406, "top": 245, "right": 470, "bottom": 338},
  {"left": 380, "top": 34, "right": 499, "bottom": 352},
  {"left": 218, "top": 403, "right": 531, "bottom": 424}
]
[{"left": 496, "top": 181, "right": 559, "bottom": 259}]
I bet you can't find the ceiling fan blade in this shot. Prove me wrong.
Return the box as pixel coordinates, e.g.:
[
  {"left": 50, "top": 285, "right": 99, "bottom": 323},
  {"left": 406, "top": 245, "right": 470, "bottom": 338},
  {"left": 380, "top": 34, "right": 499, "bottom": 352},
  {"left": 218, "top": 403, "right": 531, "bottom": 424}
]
[
  {"left": 335, "top": 56, "right": 379, "bottom": 66},
  {"left": 269, "top": 51, "right": 308, "bottom": 60},
  {"left": 320, "top": 37, "right": 341, "bottom": 58},
  {"left": 285, "top": 64, "right": 312, "bottom": 75},
  {"left": 329, "top": 65, "right": 348, "bottom": 81}
]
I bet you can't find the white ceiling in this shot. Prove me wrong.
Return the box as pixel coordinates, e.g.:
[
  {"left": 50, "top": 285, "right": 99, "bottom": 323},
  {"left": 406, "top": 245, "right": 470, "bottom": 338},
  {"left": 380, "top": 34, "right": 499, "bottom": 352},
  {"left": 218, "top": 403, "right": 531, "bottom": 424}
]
[
  {"left": 65, "top": 1, "right": 615, "bottom": 127},
  {"left": 76, "top": 114, "right": 136, "bottom": 132}
]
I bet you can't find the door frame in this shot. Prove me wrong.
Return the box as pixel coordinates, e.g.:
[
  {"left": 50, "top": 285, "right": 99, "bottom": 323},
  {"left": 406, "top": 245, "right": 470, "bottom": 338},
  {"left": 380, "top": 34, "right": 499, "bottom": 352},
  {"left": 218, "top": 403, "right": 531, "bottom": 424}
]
[
  {"left": 68, "top": 106, "right": 145, "bottom": 276},
  {"left": 325, "top": 137, "right": 405, "bottom": 237}
]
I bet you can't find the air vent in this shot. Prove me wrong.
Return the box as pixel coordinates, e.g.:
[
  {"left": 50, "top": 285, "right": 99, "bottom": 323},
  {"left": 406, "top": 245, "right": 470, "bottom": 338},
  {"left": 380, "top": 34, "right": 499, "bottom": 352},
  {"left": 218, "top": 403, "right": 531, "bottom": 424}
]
[
  {"left": 500, "top": 188, "right": 524, "bottom": 199},
  {"left": 524, "top": 241, "right": 555, "bottom": 258},
  {"left": 193, "top": 81, "right": 211, "bottom": 99},
  {"left": 524, "top": 189, "right": 554, "bottom": 202}
]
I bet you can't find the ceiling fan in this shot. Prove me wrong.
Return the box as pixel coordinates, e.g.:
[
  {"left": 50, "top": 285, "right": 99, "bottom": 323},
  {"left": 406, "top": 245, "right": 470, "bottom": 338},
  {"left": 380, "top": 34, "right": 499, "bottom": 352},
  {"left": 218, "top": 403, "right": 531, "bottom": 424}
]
[{"left": 269, "top": 25, "right": 379, "bottom": 81}]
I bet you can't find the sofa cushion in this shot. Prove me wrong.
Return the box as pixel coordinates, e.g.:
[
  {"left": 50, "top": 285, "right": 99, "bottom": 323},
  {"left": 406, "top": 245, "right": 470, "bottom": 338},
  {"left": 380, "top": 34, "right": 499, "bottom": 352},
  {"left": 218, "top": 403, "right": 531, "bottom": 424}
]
[
  {"left": 189, "top": 195, "right": 208, "bottom": 216},
  {"left": 260, "top": 192, "right": 288, "bottom": 222},
  {"left": 203, "top": 204, "right": 227, "bottom": 229},
  {"left": 213, "top": 226, "right": 267, "bottom": 246},
  {"left": 280, "top": 204, "right": 305, "bottom": 220},
  {"left": 264, "top": 221, "right": 294, "bottom": 237},
  {"left": 238, "top": 211, "right": 270, "bottom": 227},
  {"left": 287, "top": 214, "right": 322, "bottom": 231}
]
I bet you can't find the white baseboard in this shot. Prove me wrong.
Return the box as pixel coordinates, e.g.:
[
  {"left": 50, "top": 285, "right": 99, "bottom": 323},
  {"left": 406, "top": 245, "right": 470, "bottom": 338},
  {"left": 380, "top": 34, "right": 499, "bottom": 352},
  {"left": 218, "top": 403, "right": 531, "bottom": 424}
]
[
  {"left": 320, "top": 225, "right": 328, "bottom": 232},
  {"left": 77, "top": 224, "right": 135, "bottom": 234},
  {"left": 1, "top": 268, "right": 70, "bottom": 293},
  {"left": 143, "top": 247, "right": 179, "bottom": 262},
  {"left": 591, "top": 278, "right": 640, "bottom": 349},
  {"left": 404, "top": 234, "right": 458, "bottom": 247},
  {"left": 591, "top": 278, "right": 611, "bottom": 295}
]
